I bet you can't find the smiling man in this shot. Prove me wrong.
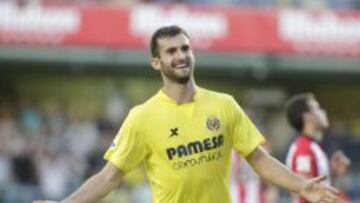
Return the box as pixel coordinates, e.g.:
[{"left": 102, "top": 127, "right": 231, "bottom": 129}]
[{"left": 34, "top": 25, "right": 339, "bottom": 203}]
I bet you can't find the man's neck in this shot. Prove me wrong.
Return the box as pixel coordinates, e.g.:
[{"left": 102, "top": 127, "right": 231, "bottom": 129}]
[
  {"left": 162, "top": 77, "right": 196, "bottom": 104},
  {"left": 302, "top": 125, "right": 323, "bottom": 141}
]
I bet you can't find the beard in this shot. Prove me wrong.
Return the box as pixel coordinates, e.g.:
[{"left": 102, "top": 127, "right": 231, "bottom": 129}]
[
  {"left": 161, "top": 60, "right": 192, "bottom": 84},
  {"left": 164, "top": 70, "right": 191, "bottom": 84}
]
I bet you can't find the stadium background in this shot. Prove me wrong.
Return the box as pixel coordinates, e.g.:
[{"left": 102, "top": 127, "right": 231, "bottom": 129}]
[{"left": 0, "top": 0, "right": 360, "bottom": 202}]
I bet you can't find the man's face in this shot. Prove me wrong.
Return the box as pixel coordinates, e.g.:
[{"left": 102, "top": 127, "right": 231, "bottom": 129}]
[
  {"left": 306, "top": 98, "right": 329, "bottom": 129},
  {"left": 152, "top": 33, "right": 195, "bottom": 84}
]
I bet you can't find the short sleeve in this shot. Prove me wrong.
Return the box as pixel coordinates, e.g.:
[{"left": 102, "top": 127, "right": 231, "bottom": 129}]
[
  {"left": 104, "top": 108, "right": 149, "bottom": 173},
  {"left": 227, "top": 96, "right": 265, "bottom": 157}
]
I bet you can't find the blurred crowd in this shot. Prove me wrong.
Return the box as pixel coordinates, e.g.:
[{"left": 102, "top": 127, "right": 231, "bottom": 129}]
[
  {"left": 1, "top": 0, "right": 360, "bottom": 10},
  {"left": 0, "top": 98, "right": 152, "bottom": 203}
]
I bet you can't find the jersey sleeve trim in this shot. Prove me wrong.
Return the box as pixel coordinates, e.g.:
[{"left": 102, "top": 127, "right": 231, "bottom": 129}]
[
  {"left": 104, "top": 153, "right": 131, "bottom": 174},
  {"left": 242, "top": 136, "right": 265, "bottom": 158}
]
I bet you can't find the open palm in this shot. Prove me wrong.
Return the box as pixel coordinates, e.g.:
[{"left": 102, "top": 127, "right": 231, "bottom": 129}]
[{"left": 300, "top": 176, "right": 339, "bottom": 203}]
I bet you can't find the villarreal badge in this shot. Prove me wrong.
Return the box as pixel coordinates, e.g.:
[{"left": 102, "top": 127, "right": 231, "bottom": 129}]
[{"left": 206, "top": 115, "right": 220, "bottom": 131}]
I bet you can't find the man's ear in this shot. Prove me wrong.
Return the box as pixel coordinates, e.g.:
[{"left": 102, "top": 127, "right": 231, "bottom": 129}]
[{"left": 151, "top": 57, "right": 161, "bottom": 71}]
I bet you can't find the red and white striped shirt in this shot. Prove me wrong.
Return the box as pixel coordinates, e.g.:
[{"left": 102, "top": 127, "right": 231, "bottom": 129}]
[
  {"left": 231, "top": 151, "right": 266, "bottom": 203},
  {"left": 286, "top": 135, "right": 330, "bottom": 203}
]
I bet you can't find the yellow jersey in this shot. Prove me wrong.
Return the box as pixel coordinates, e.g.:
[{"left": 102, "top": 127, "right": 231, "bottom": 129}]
[{"left": 104, "top": 87, "right": 265, "bottom": 203}]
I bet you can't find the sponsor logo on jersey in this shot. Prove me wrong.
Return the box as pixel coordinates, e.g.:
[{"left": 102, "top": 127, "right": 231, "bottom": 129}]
[
  {"left": 166, "top": 134, "right": 224, "bottom": 160},
  {"left": 166, "top": 134, "right": 225, "bottom": 170}
]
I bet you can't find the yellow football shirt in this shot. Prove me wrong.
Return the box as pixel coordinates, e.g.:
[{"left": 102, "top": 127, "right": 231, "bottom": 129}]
[{"left": 104, "top": 87, "right": 265, "bottom": 203}]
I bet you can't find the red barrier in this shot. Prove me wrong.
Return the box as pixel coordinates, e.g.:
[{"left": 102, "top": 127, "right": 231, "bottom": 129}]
[{"left": 1, "top": 2, "right": 360, "bottom": 56}]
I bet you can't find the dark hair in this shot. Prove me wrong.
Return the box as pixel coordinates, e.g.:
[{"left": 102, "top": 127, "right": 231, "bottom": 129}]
[
  {"left": 285, "top": 93, "right": 315, "bottom": 132},
  {"left": 150, "top": 25, "right": 190, "bottom": 58}
]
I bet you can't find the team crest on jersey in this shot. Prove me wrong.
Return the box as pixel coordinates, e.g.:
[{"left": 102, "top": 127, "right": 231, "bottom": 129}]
[{"left": 206, "top": 115, "right": 220, "bottom": 131}]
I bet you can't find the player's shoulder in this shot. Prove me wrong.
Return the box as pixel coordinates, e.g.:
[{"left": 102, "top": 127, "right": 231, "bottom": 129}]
[
  {"left": 198, "top": 87, "right": 235, "bottom": 103},
  {"left": 127, "top": 92, "right": 161, "bottom": 117},
  {"left": 125, "top": 103, "right": 155, "bottom": 127},
  {"left": 291, "top": 135, "right": 316, "bottom": 154},
  {"left": 125, "top": 104, "right": 144, "bottom": 122},
  {"left": 129, "top": 100, "right": 152, "bottom": 114}
]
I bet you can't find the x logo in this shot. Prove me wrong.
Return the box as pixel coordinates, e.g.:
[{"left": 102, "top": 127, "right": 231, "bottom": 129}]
[{"left": 170, "top": 128, "right": 179, "bottom": 137}]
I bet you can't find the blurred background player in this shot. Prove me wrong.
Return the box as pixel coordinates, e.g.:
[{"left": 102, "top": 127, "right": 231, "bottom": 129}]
[{"left": 285, "top": 93, "right": 351, "bottom": 203}]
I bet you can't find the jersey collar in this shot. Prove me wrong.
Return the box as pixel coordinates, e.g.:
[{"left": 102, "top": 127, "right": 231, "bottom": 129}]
[
  {"left": 158, "top": 86, "right": 199, "bottom": 105},
  {"left": 300, "top": 134, "right": 321, "bottom": 144}
]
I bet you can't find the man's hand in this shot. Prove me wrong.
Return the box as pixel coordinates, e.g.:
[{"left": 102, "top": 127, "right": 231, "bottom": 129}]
[
  {"left": 331, "top": 150, "right": 351, "bottom": 178},
  {"left": 245, "top": 147, "right": 341, "bottom": 203},
  {"left": 300, "top": 176, "right": 339, "bottom": 203}
]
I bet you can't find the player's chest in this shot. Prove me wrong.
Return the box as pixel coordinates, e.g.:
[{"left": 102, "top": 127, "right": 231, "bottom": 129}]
[
  {"left": 144, "top": 106, "right": 228, "bottom": 153},
  {"left": 142, "top": 104, "right": 230, "bottom": 167}
]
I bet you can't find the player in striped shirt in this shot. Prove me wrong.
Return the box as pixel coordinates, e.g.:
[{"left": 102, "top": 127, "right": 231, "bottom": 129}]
[{"left": 285, "top": 93, "right": 350, "bottom": 203}]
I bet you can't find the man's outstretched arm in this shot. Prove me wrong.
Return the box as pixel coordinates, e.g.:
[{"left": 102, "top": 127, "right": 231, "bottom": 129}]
[
  {"left": 246, "top": 146, "right": 339, "bottom": 203},
  {"left": 34, "top": 162, "right": 124, "bottom": 203}
]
